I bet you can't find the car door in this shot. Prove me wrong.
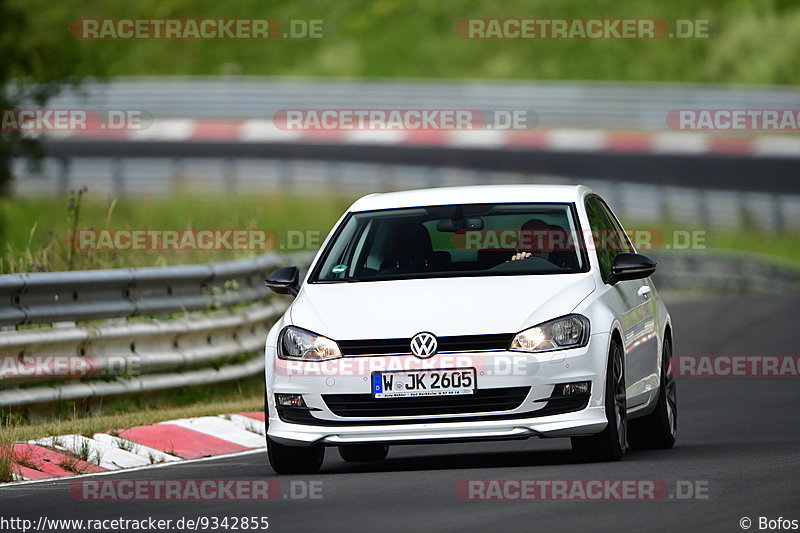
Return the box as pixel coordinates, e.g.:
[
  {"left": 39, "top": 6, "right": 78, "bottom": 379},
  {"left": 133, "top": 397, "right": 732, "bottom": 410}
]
[{"left": 585, "top": 196, "right": 658, "bottom": 409}]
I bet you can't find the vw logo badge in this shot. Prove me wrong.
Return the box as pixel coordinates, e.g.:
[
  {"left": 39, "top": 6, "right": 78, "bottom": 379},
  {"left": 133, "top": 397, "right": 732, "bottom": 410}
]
[{"left": 410, "top": 332, "right": 438, "bottom": 358}]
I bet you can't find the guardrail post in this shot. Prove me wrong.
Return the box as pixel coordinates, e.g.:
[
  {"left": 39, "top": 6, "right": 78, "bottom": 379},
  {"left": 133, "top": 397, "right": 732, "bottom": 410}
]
[
  {"left": 57, "top": 157, "right": 70, "bottom": 196},
  {"left": 112, "top": 157, "right": 124, "bottom": 196},
  {"left": 698, "top": 189, "right": 710, "bottom": 230},
  {"left": 224, "top": 157, "right": 237, "bottom": 192},
  {"left": 771, "top": 194, "right": 785, "bottom": 233},
  {"left": 171, "top": 158, "right": 185, "bottom": 193},
  {"left": 326, "top": 160, "right": 340, "bottom": 191},
  {"left": 659, "top": 185, "right": 670, "bottom": 223},
  {"left": 279, "top": 159, "right": 291, "bottom": 191},
  {"left": 425, "top": 166, "right": 441, "bottom": 188}
]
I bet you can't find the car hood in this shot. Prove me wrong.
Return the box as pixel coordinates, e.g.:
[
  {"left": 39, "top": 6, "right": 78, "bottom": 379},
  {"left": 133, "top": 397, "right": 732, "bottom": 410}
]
[{"left": 288, "top": 273, "right": 596, "bottom": 340}]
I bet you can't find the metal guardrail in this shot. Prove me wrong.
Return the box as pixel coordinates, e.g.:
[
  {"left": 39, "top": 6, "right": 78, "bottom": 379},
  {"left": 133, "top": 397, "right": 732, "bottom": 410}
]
[
  {"left": 650, "top": 251, "right": 800, "bottom": 294},
  {"left": 0, "top": 301, "right": 284, "bottom": 387},
  {"left": 0, "top": 254, "right": 284, "bottom": 327},
  {"left": 0, "top": 357, "right": 269, "bottom": 408},
  {"left": 13, "top": 158, "right": 800, "bottom": 232},
  {"left": 0, "top": 254, "right": 309, "bottom": 409},
  {"left": 43, "top": 77, "right": 800, "bottom": 129}
]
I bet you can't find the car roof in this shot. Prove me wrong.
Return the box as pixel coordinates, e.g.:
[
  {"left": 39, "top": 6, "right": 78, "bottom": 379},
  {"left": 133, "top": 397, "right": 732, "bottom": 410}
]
[{"left": 348, "top": 184, "right": 593, "bottom": 212}]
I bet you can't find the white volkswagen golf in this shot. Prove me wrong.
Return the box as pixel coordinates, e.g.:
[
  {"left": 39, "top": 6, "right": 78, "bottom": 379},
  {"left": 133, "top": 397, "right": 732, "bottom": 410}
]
[{"left": 264, "top": 185, "right": 676, "bottom": 473}]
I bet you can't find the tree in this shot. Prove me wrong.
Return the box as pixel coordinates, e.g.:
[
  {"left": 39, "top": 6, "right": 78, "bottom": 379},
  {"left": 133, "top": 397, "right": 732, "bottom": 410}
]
[{"left": 0, "top": 0, "right": 89, "bottom": 240}]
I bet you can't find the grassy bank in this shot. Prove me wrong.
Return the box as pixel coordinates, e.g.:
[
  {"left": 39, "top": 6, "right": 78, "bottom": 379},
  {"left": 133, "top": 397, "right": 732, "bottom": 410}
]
[
  {"left": 10, "top": 0, "right": 800, "bottom": 84},
  {"left": 0, "top": 373, "right": 265, "bottom": 427},
  {"left": 2, "top": 191, "right": 799, "bottom": 274},
  {"left": 0, "top": 192, "right": 354, "bottom": 273}
]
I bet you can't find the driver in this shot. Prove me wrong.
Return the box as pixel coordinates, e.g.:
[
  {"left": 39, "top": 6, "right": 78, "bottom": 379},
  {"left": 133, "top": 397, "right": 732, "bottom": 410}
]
[{"left": 510, "top": 218, "right": 552, "bottom": 261}]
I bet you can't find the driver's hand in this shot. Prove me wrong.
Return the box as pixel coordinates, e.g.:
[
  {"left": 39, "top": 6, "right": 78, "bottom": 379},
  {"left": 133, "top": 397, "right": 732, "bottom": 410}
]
[{"left": 510, "top": 252, "right": 532, "bottom": 261}]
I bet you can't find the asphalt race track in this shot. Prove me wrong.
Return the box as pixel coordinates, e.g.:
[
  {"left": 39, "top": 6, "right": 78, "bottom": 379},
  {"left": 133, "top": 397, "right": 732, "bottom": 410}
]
[
  {"left": 41, "top": 139, "right": 800, "bottom": 194},
  {"left": 1, "top": 294, "right": 798, "bottom": 533}
]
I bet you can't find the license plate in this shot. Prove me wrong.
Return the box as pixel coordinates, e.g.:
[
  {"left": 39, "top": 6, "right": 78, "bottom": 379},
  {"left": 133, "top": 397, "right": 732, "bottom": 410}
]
[{"left": 371, "top": 368, "right": 476, "bottom": 398}]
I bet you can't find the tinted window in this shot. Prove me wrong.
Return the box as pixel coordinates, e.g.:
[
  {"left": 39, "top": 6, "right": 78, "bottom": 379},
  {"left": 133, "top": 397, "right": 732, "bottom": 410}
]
[
  {"left": 596, "top": 198, "right": 633, "bottom": 253},
  {"left": 312, "top": 203, "right": 587, "bottom": 283},
  {"left": 584, "top": 197, "right": 615, "bottom": 280}
]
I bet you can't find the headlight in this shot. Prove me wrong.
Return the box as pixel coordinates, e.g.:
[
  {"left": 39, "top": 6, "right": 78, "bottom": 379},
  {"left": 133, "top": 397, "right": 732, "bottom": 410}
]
[
  {"left": 278, "top": 326, "right": 342, "bottom": 361},
  {"left": 509, "top": 315, "right": 590, "bottom": 353}
]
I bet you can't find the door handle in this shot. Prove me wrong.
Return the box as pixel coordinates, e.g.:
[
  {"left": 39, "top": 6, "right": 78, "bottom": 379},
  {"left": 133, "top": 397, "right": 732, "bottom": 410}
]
[{"left": 638, "top": 285, "right": 652, "bottom": 298}]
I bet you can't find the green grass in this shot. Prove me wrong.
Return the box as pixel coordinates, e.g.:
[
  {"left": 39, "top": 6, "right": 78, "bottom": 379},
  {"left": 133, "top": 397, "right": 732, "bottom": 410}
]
[
  {"left": 709, "top": 230, "right": 800, "bottom": 264},
  {"left": 9, "top": 0, "right": 800, "bottom": 84},
  {"left": 2, "top": 191, "right": 799, "bottom": 274},
  {"left": 626, "top": 221, "right": 800, "bottom": 265},
  {"left": 0, "top": 192, "right": 354, "bottom": 273},
  {"left": 0, "top": 445, "right": 12, "bottom": 482},
  {"left": 1, "top": 376, "right": 264, "bottom": 442}
]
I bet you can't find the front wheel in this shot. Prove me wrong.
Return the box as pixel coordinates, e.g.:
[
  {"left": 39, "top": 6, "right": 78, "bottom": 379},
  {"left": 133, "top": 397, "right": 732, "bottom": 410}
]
[
  {"left": 571, "top": 339, "right": 626, "bottom": 462},
  {"left": 628, "top": 337, "right": 677, "bottom": 450},
  {"left": 267, "top": 437, "right": 324, "bottom": 474}
]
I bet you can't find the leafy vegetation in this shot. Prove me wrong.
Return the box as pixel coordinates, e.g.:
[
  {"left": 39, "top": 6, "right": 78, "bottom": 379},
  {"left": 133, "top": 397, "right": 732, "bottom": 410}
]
[{"left": 7, "top": 0, "right": 800, "bottom": 84}]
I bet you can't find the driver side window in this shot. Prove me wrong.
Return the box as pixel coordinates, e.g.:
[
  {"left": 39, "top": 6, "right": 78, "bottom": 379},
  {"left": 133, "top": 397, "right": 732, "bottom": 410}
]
[
  {"left": 596, "top": 198, "right": 633, "bottom": 254},
  {"left": 585, "top": 197, "right": 620, "bottom": 281}
]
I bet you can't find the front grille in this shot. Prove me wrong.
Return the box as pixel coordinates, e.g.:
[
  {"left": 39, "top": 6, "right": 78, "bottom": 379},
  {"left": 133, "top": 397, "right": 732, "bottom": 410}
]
[
  {"left": 277, "top": 392, "right": 589, "bottom": 426},
  {"left": 337, "top": 333, "right": 515, "bottom": 356},
  {"left": 322, "top": 386, "right": 529, "bottom": 417}
]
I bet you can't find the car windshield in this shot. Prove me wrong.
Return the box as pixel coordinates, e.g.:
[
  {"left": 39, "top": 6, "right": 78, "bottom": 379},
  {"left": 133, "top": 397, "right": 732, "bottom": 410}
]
[{"left": 311, "top": 203, "right": 588, "bottom": 283}]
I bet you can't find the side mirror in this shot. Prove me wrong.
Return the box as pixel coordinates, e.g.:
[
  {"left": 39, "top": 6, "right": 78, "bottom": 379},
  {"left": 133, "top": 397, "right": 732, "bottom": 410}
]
[
  {"left": 609, "top": 253, "right": 657, "bottom": 284},
  {"left": 266, "top": 266, "right": 300, "bottom": 296}
]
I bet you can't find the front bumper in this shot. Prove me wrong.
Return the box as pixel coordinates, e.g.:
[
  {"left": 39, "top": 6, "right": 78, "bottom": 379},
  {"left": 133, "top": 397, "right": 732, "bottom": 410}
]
[
  {"left": 269, "top": 406, "right": 608, "bottom": 445},
  {"left": 265, "top": 333, "right": 611, "bottom": 446}
]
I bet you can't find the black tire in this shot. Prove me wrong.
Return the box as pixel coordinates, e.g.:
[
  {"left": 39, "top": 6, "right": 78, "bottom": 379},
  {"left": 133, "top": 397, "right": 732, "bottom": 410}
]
[
  {"left": 267, "top": 437, "right": 324, "bottom": 474},
  {"left": 571, "top": 339, "right": 626, "bottom": 462},
  {"left": 338, "top": 444, "right": 389, "bottom": 462},
  {"left": 628, "top": 337, "right": 677, "bottom": 450}
]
